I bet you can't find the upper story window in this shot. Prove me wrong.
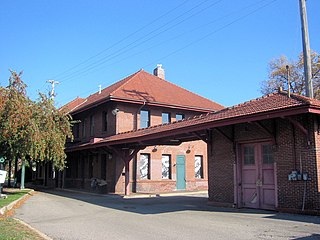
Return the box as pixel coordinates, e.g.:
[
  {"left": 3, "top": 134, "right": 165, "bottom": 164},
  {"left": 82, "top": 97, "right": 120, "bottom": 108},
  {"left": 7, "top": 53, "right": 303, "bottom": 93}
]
[
  {"left": 140, "top": 110, "right": 150, "bottom": 128},
  {"left": 73, "top": 123, "right": 79, "bottom": 138},
  {"left": 90, "top": 115, "right": 95, "bottom": 136},
  {"left": 162, "top": 112, "right": 171, "bottom": 124},
  {"left": 102, "top": 111, "right": 108, "bottom": 132},
  {"left": 176, "top": 113, "right": 185, "bottom": 121},
  {"left": 82, "top": 119, "right": 86, "bottom": 138}
]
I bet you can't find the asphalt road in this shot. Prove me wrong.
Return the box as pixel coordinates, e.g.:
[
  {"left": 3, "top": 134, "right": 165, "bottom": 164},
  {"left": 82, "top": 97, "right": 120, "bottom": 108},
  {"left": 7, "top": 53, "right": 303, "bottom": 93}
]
[{"left": 14, "top": 190, "right": 320, "bottom": 240}]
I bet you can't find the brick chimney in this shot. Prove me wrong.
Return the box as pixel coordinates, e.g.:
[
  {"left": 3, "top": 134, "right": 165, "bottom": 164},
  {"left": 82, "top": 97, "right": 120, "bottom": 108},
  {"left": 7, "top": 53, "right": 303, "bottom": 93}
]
[{"left": 153, "top": 64, "right": 165, "bottom": 79}]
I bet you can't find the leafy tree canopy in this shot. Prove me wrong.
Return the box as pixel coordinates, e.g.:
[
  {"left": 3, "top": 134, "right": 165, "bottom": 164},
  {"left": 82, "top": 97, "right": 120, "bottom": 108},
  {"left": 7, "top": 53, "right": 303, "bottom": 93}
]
[
  {"left": 261, "top": 51, "right": 320, "bottom": 99},
  {"left": 0, "top": 71, "right": 73, "bottom": 170}
]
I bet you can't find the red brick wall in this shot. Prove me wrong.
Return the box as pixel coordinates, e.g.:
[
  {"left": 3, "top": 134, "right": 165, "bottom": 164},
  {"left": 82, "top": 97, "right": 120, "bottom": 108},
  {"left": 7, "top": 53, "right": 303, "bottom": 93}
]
[
  {"left": 208, "top": 115, "right": 320, "bottom": 212},
  {"left": 68, "top": 101, "right": 210, "bottom": 194},
  {"left": 133, "top": 141, "right": 208, "bottom": 193},
  {"left": 208, "top": 126, "right": 235, "bottom": 205}
]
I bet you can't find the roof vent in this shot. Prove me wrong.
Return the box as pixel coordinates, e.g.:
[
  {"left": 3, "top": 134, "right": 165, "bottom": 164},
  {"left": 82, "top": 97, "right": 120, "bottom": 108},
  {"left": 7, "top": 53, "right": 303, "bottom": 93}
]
[
  {"left": 153, "top": 64, "right": 165, "bottom": 79},
  {"left": 99, "top": 85, "right": 102, "bottom": 94}
]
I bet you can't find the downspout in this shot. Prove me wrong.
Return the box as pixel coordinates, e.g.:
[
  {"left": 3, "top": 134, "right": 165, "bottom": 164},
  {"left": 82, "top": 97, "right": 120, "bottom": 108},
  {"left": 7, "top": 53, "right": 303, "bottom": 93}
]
[
  {"left": 132, "top": 101, "right": 146, "bottom": 193},
  {"left": 135, "top": 101, "right": 146, "bottom": 130}
]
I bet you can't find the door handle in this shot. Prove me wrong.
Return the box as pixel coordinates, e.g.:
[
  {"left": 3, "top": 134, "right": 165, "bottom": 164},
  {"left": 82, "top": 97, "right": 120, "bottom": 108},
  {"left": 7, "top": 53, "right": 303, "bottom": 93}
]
[{"left": 256, "top": 179, "right": 262, "bottom": 187}]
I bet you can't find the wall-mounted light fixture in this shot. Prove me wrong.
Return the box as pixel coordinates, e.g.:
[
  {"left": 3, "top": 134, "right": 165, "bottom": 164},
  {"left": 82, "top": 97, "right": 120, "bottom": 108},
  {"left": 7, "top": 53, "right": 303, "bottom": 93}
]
[
  {"left": 186, "top": 145, "right": 191, "bottom": 154},
  {"left": 112, "top": 108, "right": 120, "bottom": 115},
  {"left": 152, "top": 146, "right": 158, "bottom": 152}
]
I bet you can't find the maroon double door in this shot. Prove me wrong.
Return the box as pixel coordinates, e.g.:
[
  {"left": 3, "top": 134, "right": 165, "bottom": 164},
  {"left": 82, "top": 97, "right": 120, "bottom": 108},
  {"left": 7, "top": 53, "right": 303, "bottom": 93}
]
[{"left": 239, "top": 142, "right": 276, "bottom": 210}]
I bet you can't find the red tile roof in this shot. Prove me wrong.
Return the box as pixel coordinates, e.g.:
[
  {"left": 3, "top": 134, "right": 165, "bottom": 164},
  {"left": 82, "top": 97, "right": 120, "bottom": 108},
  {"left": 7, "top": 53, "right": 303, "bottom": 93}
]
[
  {"left": 60, "top": 97, "right": 87, "bottom": 113},
  {"left": 66, "top": 70, "right": 224, "bottom": 114},
  {"left": 94, "top": 91, "right": 320, "bottom": 145}
]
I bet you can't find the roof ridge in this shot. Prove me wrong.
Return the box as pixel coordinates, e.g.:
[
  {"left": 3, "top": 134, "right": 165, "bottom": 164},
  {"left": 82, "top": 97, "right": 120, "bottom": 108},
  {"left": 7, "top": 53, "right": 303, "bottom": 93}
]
[
  {"left": 278, "top": 91, "right": 314, "bottom": 104},
  {"left": 208, "top": 92, "right": 280, "bottom": 115},
  {"left": 59, "top": 97, "right": 87, "bottom": 112},
  {"left": 109, "top": 70, "right": 143, "bottom": 96},
  {"left": 142, "top": 71, "right": 224, "bottom": 109}
]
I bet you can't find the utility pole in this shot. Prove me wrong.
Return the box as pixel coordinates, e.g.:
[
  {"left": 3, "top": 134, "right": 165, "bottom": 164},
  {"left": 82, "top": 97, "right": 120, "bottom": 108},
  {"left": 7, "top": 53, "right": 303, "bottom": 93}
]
[
  {"left": 47, "top": 79, "right": 60, "bottom": 101},
  {"left": 46, "top": 79, "right": 59, "bottom": 181},
  {"left": 299, "top": 0, "right": 313, "bottom": 98},
  {"left": 286, "top": 65, "right": 291, "bottom": 98}
]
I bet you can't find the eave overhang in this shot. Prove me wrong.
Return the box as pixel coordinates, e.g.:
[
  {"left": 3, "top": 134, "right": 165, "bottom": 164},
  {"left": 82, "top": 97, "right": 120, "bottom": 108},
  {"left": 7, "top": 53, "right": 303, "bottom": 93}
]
[
  {"left": 66, "top": 104, "right": 320, "bottom": 152},
  {"left": 70, "top": 96, "right": 220, "bottom": 115}
]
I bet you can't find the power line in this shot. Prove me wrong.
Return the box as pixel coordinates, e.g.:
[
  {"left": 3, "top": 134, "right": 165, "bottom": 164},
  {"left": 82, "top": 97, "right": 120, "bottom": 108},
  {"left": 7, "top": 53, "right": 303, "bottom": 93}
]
[
  {"left": 58, "top": 0, "right": 276, "bottom": 84},
  {"left": 55, "top": 0, "right": 218, "bottom": 83},
  {"left": 50, "top": 0, "right": 191, "bottom": 80},
  {"left": 60, "top": 0, "right": 278, "bottom": 105},
  {"left": 142, "top": 0, "right": 278, "bottom": 69}
]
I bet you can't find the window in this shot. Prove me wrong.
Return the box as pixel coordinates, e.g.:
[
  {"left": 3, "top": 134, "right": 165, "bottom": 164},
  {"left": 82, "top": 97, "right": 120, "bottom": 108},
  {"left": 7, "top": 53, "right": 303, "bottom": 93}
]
[
  {"left": 140, "top": 110, "right": 150, "bottom": 128},
  {"left": 244, "top": 146, "right": 255, "bottom": 165},
  {"left": 195, "top": 155, "right": 203, "bottom": 179},
  {"left": 90, "top": 115, "right": 95, "bottom": 136},
  {"left": 162, "top": 112, "right": 171, "bottom": 124},
  {"left": 176, "top": 114, "right": 185, "bottom": 121},
  {"left": 73, "top": 124, "right": 79, "bottom": 138},
  {"left": 262, "top": 144, "right": 274, "bottom": 164},
  {"left": 102, "top": 112, "right": 108, "bottom": 132},
  {"left": 139, "top": 154, "right": 150, "bottom": 180},
  {"left": 82, "top": 119, "right": 86, "bottom": 138},
  {"left": 162, "top": 155, "right": 171, "bottom": 179}
]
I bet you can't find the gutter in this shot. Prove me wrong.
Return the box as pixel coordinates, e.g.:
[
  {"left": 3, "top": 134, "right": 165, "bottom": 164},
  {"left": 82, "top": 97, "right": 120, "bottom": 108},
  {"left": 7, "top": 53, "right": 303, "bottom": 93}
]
[
  {"left": 66, "top": 104, "right": 319, "bottom": 151},
  {"left": 70, "top": 96, "right": 221, "bottom": 115}
]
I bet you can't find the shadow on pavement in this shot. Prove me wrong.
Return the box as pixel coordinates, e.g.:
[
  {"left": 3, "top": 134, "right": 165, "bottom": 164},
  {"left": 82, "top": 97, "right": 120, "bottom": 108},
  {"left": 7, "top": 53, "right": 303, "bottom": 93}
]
[
  {"left": 293, "top": 234, "right": 320, "bottom": 240},
  {"left": 36, "top": 188, "right": 320, "bottom": 225}
]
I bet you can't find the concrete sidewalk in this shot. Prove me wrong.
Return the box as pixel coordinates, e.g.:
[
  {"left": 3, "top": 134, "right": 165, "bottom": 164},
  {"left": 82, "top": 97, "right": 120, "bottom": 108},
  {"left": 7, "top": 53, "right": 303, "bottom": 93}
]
[{"left": 14, "top": 190, "right": 320, "bottom": 240}]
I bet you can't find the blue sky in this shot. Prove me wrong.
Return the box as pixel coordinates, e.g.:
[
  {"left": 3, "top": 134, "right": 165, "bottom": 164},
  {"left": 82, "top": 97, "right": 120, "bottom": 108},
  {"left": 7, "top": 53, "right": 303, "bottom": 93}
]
[{"left": 0, "top": 0, "right": 319, "bottom": 107}]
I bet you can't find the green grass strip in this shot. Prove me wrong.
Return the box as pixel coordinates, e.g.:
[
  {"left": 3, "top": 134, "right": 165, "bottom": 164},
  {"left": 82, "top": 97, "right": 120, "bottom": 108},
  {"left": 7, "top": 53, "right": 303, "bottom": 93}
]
[{"left": 0, "top": 190, "right": 30, "bottom": 209}]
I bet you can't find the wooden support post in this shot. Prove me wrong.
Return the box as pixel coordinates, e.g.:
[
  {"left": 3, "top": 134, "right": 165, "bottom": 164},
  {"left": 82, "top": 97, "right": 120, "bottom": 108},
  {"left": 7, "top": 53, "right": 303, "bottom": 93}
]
[
  {"left": 123, "top": 148, "right": 143, "bottom": 196},
  {"left": 124, "top": 158, "right": 130, "bottom": 196},
  {"left": 108, "top": 145, "right": 145, "bottom": 196}
]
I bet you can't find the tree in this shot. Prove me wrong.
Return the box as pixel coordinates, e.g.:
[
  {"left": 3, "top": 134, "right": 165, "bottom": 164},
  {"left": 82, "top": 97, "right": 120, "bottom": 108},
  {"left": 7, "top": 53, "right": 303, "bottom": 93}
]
[
  {"left": 261, "top": 51, "right": 320, "bottom": 99},
  {"left": 34, "top": 93, "right": 73, "bottom": 170},
  {"left": 0, "top": 71, "right": 73, "bottom": 188},
  {"left": 0, "top": 71, "right": 36, "bottom": 188}
]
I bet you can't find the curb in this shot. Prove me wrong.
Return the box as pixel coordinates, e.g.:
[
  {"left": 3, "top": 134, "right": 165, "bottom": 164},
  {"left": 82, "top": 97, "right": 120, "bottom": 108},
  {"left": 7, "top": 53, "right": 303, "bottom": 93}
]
[
  {"left": 54, "top": 188, "right": 123, "bottom": 199},
  {"left": 43, "top": 188, "right": 207, "bottom": 199},
  {"left": 0, "top": 189, "right": 34, "bottom": 215},
  {"left": 14, "top": 217, "right": 53, "bottom": 240},
  {"left": 0, "top": 189, "right": 53, "bottom": 239},
  {"left": 123, "top": 190, "right": 208, "bottom": 199}
]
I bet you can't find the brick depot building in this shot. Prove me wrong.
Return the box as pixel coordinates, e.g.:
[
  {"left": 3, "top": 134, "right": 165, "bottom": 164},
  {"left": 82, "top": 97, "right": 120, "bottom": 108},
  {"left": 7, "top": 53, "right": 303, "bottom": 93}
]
[
  {"left": 72, "top": 91, "right": 320, "bottom": 214},
  {"left": 58, "top": 66, "right": 223, "bottom": 194}
]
